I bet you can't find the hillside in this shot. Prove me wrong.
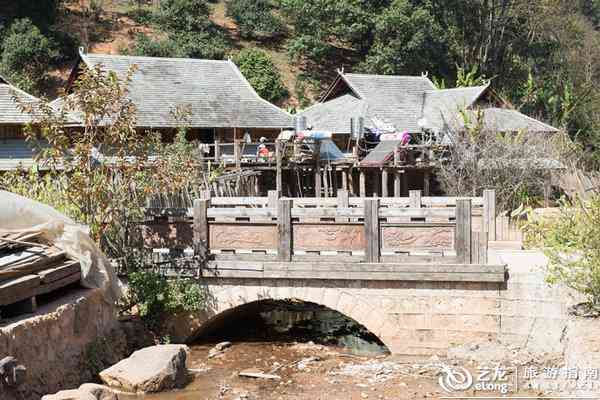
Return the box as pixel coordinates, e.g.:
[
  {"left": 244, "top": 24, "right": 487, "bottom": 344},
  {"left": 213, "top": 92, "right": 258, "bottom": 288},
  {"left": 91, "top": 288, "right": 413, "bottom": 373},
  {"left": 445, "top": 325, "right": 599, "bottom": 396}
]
[
  {"left": 2, "top": 0, "right": 600, "bottom": 157},
  {"left": 43, "top": 0, "right": 319, "bottom": 107}
]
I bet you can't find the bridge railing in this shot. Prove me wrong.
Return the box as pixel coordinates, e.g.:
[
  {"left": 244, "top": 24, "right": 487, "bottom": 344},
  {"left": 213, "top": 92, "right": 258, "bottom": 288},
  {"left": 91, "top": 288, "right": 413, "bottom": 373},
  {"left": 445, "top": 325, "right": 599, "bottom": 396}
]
[{"left": 141, "top": 190, "right": 496, "bottom": 265}]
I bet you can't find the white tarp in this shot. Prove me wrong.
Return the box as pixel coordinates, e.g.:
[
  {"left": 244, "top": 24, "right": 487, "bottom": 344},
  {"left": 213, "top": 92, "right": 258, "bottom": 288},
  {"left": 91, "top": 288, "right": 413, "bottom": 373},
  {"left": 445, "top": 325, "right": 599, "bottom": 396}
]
[{"left": 0, "top": 190, "right": 123, "bottom": 304}]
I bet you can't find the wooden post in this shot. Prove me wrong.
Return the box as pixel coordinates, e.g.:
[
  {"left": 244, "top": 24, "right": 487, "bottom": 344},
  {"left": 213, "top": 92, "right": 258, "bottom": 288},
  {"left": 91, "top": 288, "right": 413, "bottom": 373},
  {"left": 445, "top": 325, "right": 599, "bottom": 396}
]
[
  {"left": 277, "top": 198, "right": 292, "bottom": 261},
  {"left": 381, "top": 168, "right": 388, "bottom": 197},
  {"left": 359, "top": 170, "right": 366, "bottom": 198},
  {"left": 275, "top": 140, "right": 282, "bottom": 195},
  {"left": 456, "top": 199, "right": 472, "bottom": 264},
  {"left": 483, "top": 189, "right": 497, "bottom": 241},
  {"left": 234, "top": 139, "right": 241, "bottom": 169},
  {"left": 323, "top": 167, "right": 329, "bottom": 197},
  {"left": 341, "top": 168, "right": 348, "bottom": 191},
  {"left": 423, "top": 170, "right": 430, "bottom": 196},
  {"left": 193, "top": 198, "right": 210, "bottom": 261},
  {"left": 214, "top": 138, "right": 220, "bottom": 162},
  {"left": 268, "top": 189, "right": 280, "bottom": 210},
  {"left": 394, "top": 170, "right": 401, "bottom": 197},
  {"left": 348, "top": 168, "right": 355, "bottom": 196},
  {"left": 409, "top": 190, "right": 422, "bottom": 208},
  {"left": 331, "top": 164, "right": 337, "bottom": 194},
  {"left": 337, "top": 189, "right": 349, "bottom": 208},
  {"left": 364, "top": 199, "right": 380, "bottom": 263},
  {"left": 543, "top": 173, "right": 551, "bottom": 207},
  {"left": 337, "top": 189, "right": 349, "bottom": 223},
  {"left": 401, "top": 172, "right": 408, "bottom": 196},
  {"left": 314, "top": 140, "right": 321, "bottom": 198},
  {"left": 471, "top": 231, "right": 488, "bottom": 264}
]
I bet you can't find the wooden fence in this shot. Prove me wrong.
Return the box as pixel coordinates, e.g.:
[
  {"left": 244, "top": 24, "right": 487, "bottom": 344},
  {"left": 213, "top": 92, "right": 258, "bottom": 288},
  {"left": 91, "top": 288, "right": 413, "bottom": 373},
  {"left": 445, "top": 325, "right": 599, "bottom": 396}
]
[{"left": 141, "top": 189, "right": 498, "bottom": 266}]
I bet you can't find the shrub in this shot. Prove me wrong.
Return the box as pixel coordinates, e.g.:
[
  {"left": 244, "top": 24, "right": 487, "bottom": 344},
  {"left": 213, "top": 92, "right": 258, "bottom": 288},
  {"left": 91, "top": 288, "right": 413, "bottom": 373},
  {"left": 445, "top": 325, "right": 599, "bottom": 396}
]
[
  {"left": 523, "top": 196, "right": 600, "bottom": 309},
  {"left": 156, "top": 0, "right": 211, "bottom": 32},
  {"left": 226, "top": 0, "right": 284, "bottom": 39},
  {"left": 234, "top": 49, "right": 288, "bottom": 103},
  {"left": 126, "top": 271, "right": 205, "bottom": 328},
  {"left": 0, "top": 18, "right": 57, "bottom": 94}
]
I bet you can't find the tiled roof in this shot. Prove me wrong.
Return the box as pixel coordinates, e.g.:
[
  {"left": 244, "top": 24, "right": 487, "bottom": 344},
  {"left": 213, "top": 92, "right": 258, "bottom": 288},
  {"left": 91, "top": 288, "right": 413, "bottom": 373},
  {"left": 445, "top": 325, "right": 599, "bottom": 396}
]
[
  {"left": 301, "top": 71, "right": 558, "bottom": 135},
  {"left": 299, "top": 94, "right": 368, "bottom": 134},
  {"left": 0, "top": 76, "right": 41, "bottom": 124},
  {"left": 69, "top": 52, "right": 293, "bottom": 129},
  {"left": 341, "top": 73, "right": 436, "bottom": 132}
]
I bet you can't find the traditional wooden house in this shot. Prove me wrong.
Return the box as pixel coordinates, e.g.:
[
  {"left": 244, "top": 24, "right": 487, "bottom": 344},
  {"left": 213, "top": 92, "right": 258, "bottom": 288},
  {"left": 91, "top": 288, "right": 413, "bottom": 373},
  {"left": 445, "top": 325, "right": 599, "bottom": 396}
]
[
  {"left": 0, "top": 75, "right": 46, "bottom": 171},
  {"left": 59, "top": 50, "right": 294, "bottom": 146},
  {"left": 301, "top": 70, "right": 556, "bottom": 139},
  {"left": 298, "top": 71, "right": 558, "bottom": 197}
]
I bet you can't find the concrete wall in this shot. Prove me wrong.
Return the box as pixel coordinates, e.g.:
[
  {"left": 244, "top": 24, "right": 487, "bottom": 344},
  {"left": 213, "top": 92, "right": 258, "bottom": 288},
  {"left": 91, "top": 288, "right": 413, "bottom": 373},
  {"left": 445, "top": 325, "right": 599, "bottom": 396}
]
[
  {"left": 196, "top": 249, "right": 575, "bottom": 357},
  {"left": 0, "top": 289, "right": 125, "bottom": 400}
]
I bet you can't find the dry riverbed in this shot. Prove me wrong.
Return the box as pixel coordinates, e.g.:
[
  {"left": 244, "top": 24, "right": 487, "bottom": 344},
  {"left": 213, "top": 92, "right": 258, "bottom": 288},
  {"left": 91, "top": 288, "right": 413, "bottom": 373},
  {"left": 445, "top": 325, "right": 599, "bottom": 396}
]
[{"left": 139, "top": 341, "right": 548, "bottom": 400}]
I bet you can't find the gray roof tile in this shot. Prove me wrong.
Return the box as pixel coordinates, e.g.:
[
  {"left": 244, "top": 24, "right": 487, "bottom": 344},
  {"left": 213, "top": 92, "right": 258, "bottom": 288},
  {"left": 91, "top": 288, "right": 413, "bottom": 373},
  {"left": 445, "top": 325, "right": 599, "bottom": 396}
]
[
  {"left": 301, "top": 72, "right": 557, "bottom": 135},
  {"left": 0, "top": 81, "right": 40, "bottom": 124},
  {"left": 74, "top": 53, "right": 293, "bottom": 129}
]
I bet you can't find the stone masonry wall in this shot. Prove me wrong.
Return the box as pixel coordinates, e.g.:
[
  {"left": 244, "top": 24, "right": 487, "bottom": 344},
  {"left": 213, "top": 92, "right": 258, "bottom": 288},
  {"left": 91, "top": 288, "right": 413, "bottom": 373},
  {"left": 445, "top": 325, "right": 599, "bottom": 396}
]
[
  {"left": 199, "top": 249, "right": 575, "bottom": 357},
  {"left": 0, "top": 288, "right": 124, "bottom": 400}
]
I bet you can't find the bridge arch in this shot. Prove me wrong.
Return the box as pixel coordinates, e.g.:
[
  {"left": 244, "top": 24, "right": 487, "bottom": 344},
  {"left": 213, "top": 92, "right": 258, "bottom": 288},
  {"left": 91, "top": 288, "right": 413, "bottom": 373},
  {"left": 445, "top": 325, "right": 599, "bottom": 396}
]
[{"left": 193, "top": 281, "right": 396, "bottom": 351}]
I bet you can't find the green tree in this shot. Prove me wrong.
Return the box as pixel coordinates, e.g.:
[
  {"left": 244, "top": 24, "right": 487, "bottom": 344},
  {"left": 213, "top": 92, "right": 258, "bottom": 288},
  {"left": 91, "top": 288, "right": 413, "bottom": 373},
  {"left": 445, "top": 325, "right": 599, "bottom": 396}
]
[
  {"left": 156, "top": 0, "right": 212, "bottom": 31},
  {"left": 0, "top": 18, "right": 58, "bottom": 94},
  {"left": 226, "top": 0, "right": 284, "bottom": 39},
  {"left": 359, "top": 0, "right": 450, "bottom": 76},
  {"left": 234, "top": 49, "right": 288, "bottom": 103},
  {"left": 281, "top": 0, "right": 389, "bottom": 64},
  {"left": 133, "top": 0, "right": 230, "bottom": 60}
]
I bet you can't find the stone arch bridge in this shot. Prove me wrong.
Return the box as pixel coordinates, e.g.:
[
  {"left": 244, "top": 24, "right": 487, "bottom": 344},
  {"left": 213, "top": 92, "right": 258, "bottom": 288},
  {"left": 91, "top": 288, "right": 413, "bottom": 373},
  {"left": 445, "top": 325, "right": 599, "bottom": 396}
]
[{"left": 143, "top": 193, "right": 569, "bottom": 356}]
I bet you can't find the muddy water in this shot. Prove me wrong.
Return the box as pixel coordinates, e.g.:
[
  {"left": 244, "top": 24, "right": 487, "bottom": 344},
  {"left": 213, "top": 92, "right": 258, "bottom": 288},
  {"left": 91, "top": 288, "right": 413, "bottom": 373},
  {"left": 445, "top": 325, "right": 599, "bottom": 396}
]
[
  {"left": 141, "top": 341, "right": 425, "bottom": 400},
  {"left": 136, "top": 342, "right": 548, "bottom": 400}
]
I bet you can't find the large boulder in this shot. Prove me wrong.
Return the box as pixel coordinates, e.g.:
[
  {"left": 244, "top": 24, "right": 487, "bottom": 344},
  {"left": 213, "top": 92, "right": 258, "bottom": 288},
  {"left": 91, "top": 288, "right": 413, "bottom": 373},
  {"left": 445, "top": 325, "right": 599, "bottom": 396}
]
[
  {"left": 41, "top": 389, "right": 95, "bottom": 400},
  {"left": 99, "top": 344, "right": 189, "bottom": 393},
  {"left": 78, "top": 383, "right": 118, "bottom": 400}
]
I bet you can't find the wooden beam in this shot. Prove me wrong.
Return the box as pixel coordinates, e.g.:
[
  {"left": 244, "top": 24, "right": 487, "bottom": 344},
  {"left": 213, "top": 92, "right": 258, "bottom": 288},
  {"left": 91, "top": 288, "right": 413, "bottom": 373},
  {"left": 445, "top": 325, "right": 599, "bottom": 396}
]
[
  {"left": 277, "top": 199, "right": 292, "bottom": 261},
  {"left": 193, "top": 198, "right": 210, "bottom": 260},
  {"left": 394, "top": 170, "right": 401, "bottom": 197},
  {"left": 423, "top": 170, "right": 430, "bottom": 196},
  {"left": 364, "top": 199, "right": 380, "bottom": 263},
  {"left": 483, "top": 189, "right": 496, "bottom": 241},
  {"left": 456, "top": 198, "right": 472, "bottom": 264}
]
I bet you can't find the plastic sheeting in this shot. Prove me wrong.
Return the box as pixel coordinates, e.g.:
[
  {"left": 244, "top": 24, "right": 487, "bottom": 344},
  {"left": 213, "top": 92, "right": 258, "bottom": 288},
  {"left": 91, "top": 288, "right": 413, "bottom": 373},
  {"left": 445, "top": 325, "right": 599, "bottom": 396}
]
[{"left": 0, "top": 190, "right": 123, "bottom": 304}]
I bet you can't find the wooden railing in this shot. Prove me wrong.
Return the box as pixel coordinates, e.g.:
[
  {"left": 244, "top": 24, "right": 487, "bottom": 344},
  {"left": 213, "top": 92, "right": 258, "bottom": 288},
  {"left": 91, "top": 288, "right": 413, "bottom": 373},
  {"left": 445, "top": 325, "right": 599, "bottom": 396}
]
[
  {"left": 197, "top": 140, "right": 279, "bottom": 166},
  {"left": 141, "top": 190, "right": 497, "bottom": 266}
]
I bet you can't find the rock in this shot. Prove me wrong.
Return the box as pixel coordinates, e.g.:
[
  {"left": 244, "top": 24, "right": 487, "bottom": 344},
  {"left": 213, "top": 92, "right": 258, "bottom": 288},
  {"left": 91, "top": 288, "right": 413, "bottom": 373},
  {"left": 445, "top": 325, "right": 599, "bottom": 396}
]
[
  {"left": 42, "top": 389, "right": 95, "bottom": 400},
  {"left": 99, "top": 344, "right": 189, "bottom": 393},
  {"left": 208, "top": 341, "right": 232, "bottom": 358},
  {"left": 79, "top": 383, "right": 117, "bottom": 400},
  {"left": 239, "top": 369, "right": 281, "bottom": 380}
]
